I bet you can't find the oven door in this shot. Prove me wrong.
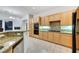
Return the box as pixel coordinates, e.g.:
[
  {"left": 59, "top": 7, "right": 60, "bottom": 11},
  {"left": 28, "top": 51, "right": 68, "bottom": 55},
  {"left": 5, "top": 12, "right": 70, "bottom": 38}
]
[{"left": 34, "top": 23, "right": 39, "bottom": 35}]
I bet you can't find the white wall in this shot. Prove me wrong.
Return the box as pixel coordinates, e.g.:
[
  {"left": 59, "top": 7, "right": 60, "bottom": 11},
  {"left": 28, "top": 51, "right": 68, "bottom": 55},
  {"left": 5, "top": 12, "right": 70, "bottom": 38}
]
[{"left": 21, "top": 15, "right": 29, "bottom": 31}]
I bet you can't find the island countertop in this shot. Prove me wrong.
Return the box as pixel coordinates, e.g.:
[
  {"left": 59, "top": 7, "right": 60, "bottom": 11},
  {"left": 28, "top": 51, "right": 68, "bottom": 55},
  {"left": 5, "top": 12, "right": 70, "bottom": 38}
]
[{"left": 0, "top": 36, "right": 23, "bottom": 53}]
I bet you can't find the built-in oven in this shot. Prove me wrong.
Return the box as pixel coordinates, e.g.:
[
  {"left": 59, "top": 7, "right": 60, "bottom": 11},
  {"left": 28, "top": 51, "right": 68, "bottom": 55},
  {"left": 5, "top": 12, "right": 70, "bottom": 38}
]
[{"left": 34, "top": 23, "right": 39, "bottom": 35}]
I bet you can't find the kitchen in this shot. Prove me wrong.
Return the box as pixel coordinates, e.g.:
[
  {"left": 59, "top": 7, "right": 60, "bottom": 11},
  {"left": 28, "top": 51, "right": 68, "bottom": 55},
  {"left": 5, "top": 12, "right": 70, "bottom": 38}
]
[
  {"left": 0, "top": 6, "right": 79, "bottom": 53},
  {"left": 29, "top": 6, "right": 79, "bottom": 53}
]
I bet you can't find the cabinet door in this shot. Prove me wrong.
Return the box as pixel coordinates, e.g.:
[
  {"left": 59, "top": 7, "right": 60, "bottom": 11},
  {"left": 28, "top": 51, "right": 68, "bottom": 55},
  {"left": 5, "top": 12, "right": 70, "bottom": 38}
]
[
  {"left": 29, "top": 19, "right": 33, "bottom": 37},
  {"left": 77, "top": 8, "right": 79, "bottom": 19},
  {"left": 53, "top": 32, "right": 60, "bottom": 44},
  {"left": 49, "top": 15, "right": 54, "bottom": 21},
  {"left": 42, "top": 32, "right": 48, "bottom": 41},
  {"left": 34, "top": 17, "right": 39, "bottom": 23},
  {"left": 76, "top": 34, "right": 79, "bottom": 49},
  {"left": 60, "top": 33, "right": 72, "bottom": 48},
  {"left": 48, "top": 32, "right": 54, "bottom": 42},
  {"left": 49, "top": 13, "right": 61, "bottom": 22},
  {"left": 39, "top": 32, "right": 43, "bottom": 39},
  {"left": 41, "top": 17, "right": 45, "bottom": 25},
  {"left": 44, "top": 16, "right": 49, "bottom": 25},
  {"left": 29, "top": 23, "right": 33, "bottom": 37},
  {"left": 61, "top": 11, "right": 72, "bottom": 25},
  {"left": 53, "top": 13, "right": 62, "bottom": 21}
]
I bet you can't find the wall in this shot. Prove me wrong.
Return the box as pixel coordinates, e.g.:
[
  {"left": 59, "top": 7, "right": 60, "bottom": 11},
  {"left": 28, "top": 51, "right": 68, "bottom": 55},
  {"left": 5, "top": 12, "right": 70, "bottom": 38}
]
[{"left": 21, "top": 15, "right": 29, "bottom": 31}]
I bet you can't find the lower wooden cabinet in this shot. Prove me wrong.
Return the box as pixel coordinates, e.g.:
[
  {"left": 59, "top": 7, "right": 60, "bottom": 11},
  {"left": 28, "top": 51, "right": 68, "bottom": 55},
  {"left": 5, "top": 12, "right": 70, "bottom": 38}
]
[
  {"left": 39, "top": 32, "right": 43, "bottom": 39},
  {"left": 60, "top": 33, "right": 72, "bottom": 48},
  {"left": 48, "top": 32, "right": 54, "bottom": 42},
  {"left": 53, "top": 32, "right": 60, "bottom": 44},
  {"left": 76, "top": 34, "right": 79, "bottom": 49},
  {"left": 42, "top": 32, "right": 48, "bottom": 41},
  {"left": 48, "top": 32, "right": 60, "bottom": 44}
]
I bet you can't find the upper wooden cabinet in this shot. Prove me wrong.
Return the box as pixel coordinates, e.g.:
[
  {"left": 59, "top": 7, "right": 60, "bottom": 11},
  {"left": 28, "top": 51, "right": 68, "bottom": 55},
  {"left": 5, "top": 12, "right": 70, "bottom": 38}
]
[
  {"left": 40, "top": 17, "right": 45, "bottom": 25},
  {"left": 40, "top": 16, "right": 49, "bottom": 26},
  {"left": 53, "top": 13, "right": 62, "bottom": 21},
  {"left": 61, "top": 11, "right": 73, "bottom": 25},
  {"left": 44, "top": 16, "right": 49, "bottom": 25},
  {"left": 77, "top": 8, "right": 79, "bottom": 19},
  {"left": 49, "top": 15, "right": 54, "bottom": 21},
  {"left": 34, "top": 16, "right": 41, "bottom": 23},
  {"left": 49, "top": 13, "right": 62, "bottom": 22}
]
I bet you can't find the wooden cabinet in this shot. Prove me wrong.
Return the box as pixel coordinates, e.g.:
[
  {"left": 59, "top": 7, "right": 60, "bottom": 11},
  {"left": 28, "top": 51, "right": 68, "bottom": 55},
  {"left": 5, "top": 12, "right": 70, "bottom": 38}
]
[
  {"left": 53, "top": 13, "right": 62, "bottom": 21},
  {"left": 60, "top": 33, "right": 72, "bottom": 48},
  {"left": 49, "top": 13, "right": 61, "bottom": 22},
  {"left": 48, "top": 32, "right": 54, "bottom": 42},
  {"left": 44, "top": 16, "right": 49, "bottom": 25},
  {"left": 49, "top": 15, "right": 54, "bottom": 21},
  {"left": 76, "top": 34, "right": 79, "bottom": 49},
  {"left": 34, "top": 18, "right": 38, "bottom": 23},
  {"left": 39, "top": 32, "right": 43, "bottom": 39},
  {"left": 40, "top": 16, "right": 49, "bottom": 26},
  {"left": 61, "top": 11, "right": 72, "bottom": 25},
  {"left": 42, "top": 32, "right": 48, "bottom": 41},
  {"left": 48, "top": 32, "right": 60, "bottom": 44},
  {"left": 29, "top": 18, "right": 34, "bottom": 37},
  {"left": 53, "top": 32, "right": 60, "bottom": 44},
  {"left": 40, "top": 17, "right": 45, "bottom": 25},
  {"left": 77, "top": 8, "right": 79, "bottom": 19}
]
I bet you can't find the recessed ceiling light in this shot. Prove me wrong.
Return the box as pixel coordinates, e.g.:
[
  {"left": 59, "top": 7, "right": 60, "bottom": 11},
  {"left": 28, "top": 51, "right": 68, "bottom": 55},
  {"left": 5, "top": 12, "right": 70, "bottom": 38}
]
[
  {"left": 9, "top": 16, "right": 13, "bottom": 18},
  {"left": 9, "top": 16, "right": 15, "bottom": 19}
]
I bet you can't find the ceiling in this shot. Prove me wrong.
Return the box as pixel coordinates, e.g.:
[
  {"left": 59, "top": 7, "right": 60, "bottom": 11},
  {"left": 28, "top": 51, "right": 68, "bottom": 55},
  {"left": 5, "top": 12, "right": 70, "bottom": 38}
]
[
  {"left": 0, "top": 6, "right": 57, "bottom": 19},
  {"left": 0, "top": 6, "right": 77, "bottom": 19}
]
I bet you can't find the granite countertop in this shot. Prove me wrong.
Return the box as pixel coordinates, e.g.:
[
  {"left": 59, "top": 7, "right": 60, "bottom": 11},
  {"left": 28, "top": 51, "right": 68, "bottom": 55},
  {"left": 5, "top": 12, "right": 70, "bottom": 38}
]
[{"left": 0, "top": 36, "right": 23, "bottom": 53}]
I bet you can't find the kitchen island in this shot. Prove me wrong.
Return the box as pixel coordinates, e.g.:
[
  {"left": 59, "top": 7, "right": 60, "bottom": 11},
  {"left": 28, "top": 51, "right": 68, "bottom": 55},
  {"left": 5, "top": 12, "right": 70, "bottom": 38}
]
[{"left": 0, "top": 32, "right": 24, "bottom": 53}]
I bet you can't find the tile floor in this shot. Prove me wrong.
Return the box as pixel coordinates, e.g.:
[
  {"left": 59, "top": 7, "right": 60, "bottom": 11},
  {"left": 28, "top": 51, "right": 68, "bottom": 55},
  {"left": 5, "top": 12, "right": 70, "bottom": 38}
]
[{"left": 23, "top": 32, "right": 79, "bottom": 53}]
